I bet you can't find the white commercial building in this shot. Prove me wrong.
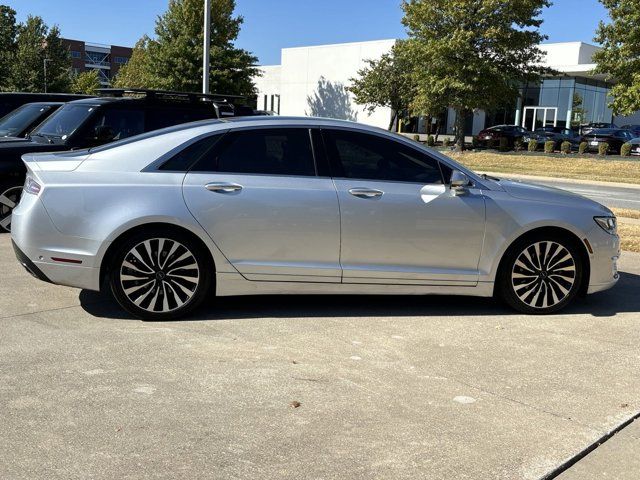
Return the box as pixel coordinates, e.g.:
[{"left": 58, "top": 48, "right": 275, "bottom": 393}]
[{"left": 254, "top": 39, "right": 634, "bottom": 135}]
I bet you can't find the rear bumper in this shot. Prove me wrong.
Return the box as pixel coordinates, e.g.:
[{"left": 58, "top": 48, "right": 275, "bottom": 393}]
[
  {"left": 11, "top": 191, "right": 102, "bottom": 291},
  {"left": 12, "top": 239, "right": 52, "bottom": 284}
]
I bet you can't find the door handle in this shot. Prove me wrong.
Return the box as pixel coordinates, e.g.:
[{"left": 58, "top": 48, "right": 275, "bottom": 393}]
[
  {"left": 205, "top": 182, "right": 243, "bottom": 193},
  {"left": 348, "top": 188, "right": 384, "bottom": 199}
]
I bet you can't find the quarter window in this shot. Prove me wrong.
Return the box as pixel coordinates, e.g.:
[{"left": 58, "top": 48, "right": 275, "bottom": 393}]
[
  {"left": 192, "top": 128, "right": 316, "bottom": 176},
  {"left": 159, "top": 135, "right": 222, "bottom": 171},
  {"left": 323, "top": 129, "right": 444, "bottom": 184}
]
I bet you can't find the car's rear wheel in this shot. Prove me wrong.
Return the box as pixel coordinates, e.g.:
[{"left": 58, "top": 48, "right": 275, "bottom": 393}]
[
  {"left": 109, "top": 230, "right": 212, "bottom": 320},
  {"left": 497, "top": 233, "right": 584, "bottom": 314},
  {"left": 0, "top": 183, "right": 22, "bottom": 232}
]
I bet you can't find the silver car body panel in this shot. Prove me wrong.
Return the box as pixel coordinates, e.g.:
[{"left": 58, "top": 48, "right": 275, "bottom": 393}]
[{"left": 11, "top": 117, "right": 620, "bottom": 300}]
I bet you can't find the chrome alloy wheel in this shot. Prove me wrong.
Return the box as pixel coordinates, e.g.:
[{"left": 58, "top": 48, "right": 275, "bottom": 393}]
[
  {"left": 0, "top": 185, "right": 22, "bottom": 232},
  {"left": 511, "top": 241, "right": 577, "bottom": 309},
  {"left": 120, "top": 238, "right": 200, "bottom": 313}
]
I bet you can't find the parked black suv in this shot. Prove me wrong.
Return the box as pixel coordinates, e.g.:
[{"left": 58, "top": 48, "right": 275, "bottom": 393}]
[
  {"left": 0, "top": 89, "right": 255, "bottom": 232},
  {"left": 0, "top": 92, "right": 91, "bottom": 118}
]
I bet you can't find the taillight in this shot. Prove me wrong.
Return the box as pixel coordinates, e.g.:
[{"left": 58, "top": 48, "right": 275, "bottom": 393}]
[{"left": 24, "top": 176, "right": 42, "bottom": 195}]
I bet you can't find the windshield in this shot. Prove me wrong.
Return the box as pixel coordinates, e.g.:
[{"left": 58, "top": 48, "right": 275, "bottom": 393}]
[
  {"left": 31, "top": 104, "right": 98, "bottom": 143},
  {"left": 0, "top": 103, "right": 55, "bottom": 137}
]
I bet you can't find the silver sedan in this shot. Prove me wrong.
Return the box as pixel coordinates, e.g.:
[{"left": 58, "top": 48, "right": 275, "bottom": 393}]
[{"left": 11, "top": 117, "right": 620, "bottom": 320}]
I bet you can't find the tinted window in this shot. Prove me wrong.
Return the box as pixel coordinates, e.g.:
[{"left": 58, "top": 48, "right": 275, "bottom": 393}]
[
  {"left": 87, "top": 108, "right": 145, "bottom": 140},
  {"left": 192, "top": 128, "right": 316, "bottom": 176},
  {"left": 33, "top": 104, "right": 96, "bottom": 139},
  {"left": 0, "top": 103, "right": 56, "bottom": 137},
  {"left": 324, "top": 129, "right": 443, "bottom": 184},
  {"left": 159, "top": 135, "right": 222, "bottom": 171}
]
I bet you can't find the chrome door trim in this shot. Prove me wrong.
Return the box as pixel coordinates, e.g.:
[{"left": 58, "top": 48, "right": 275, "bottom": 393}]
[{"left": 205, "top": 182, "right": 243, "bottom": 193}]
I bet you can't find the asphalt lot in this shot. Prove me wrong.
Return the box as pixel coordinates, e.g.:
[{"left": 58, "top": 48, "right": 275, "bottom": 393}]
[{"left": 1, "top": 232, "right": 639, "bottom": 480}]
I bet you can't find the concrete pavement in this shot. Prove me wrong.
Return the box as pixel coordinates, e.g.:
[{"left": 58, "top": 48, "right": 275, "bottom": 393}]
[{"left": 1, "top": 233, "right": 639, "bottom": 479}]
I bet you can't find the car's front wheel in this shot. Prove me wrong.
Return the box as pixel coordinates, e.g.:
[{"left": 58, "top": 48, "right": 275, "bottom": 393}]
[
  {"left": 0, "top": 183, "right": 22, "bottom": 232},
  {"left": 109, "top": 230, "right": 212, "bottom": 320},
  {"left": 498, "top": 233, "right": 584, "bottom": 314}
]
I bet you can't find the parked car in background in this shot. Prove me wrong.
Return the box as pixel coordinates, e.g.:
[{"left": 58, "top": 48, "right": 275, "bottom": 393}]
[
  {"left": 477, "top": 125, "right": 529, "bottom": 147},
  {"left": 0, "top": 88, "right": 253, "bottom": 232},
  {"left": 581, "top": 122, "right": 618, "bottom": 136},
  {"left": 627, "top": 137, "right": 640, "bottom": 156},
  {"left": 0, "top": 92, "right": 91, "bottom": 118},
  {"left": 621, "top": 124, "right": 640, "bottom": 137},
  {"left": 581, "top": 128, "right": 634, "bottom": 154},
  {"left": 11, "top": 117, "right": 619, "bottom": 319},
  {"left": 0, "top": 102, "right": 66, "bottom": 140},
  {"left": 527, "top": 126, "right": 582, "bottom": 149}
]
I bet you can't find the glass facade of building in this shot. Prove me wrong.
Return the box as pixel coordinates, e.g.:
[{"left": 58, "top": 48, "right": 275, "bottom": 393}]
[{"left": 518, "top": 77, "right": 613, "bottom": 130}]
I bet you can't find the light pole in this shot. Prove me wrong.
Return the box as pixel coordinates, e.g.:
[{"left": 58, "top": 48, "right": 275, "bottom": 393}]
[
  {"left": 43, "top": 58, "right": 51, "bottom": 93},
  {"left": 203, "top": 0, "right": 211, "bottom": 94}
]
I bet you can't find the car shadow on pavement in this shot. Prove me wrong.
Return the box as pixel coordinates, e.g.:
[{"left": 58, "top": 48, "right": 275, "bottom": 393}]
[{"left": 79, "top": 271, "right": 640, "bottom": 321}]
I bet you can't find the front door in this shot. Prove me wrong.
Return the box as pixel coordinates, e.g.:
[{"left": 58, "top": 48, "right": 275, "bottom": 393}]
[
  {"left": 183, "top": 127, "right": 341, "bottom": 282},
  {"left": 321, "top": 128, "right": 486, "bottom": 285}
]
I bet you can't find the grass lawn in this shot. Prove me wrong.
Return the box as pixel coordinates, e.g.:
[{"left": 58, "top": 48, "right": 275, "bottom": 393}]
[
  {"left": 619, "top": 223, "right": 640, "bottom": 253},
  {"left": 445, "top": 151, "right": 640, "bottom": 185}
]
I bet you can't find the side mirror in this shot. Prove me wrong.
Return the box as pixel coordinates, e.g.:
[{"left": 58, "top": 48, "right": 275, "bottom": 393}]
[
  {"left": 93, "top": 125, "right": 115, "bottom": 143},
  {"left": 450, "top": 170, "right": 473, "bottom": 196}
]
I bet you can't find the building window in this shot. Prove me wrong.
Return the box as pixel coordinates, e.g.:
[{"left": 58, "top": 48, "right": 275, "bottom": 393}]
[
  {"left": 113, "top": 56, "right": 129, "bottom": 65},
  {"left": 70, "top": 50, "right": 82, "bottom": 59}
]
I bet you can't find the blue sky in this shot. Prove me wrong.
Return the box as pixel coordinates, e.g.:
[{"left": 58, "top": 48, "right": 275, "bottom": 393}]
[{"left": 4, "top": 0, "right": 609, "bottom": 65}]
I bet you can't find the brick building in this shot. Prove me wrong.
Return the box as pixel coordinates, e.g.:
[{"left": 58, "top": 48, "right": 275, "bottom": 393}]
[{"left": 63, "top": 39, "right": 133, "bottom": 86}]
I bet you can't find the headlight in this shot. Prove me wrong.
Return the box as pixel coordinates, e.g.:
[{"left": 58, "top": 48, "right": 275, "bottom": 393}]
[
  {"left": 594, "top": 216, "right": 617, "bottom": 235},
  {"left": 24, "top": 176, "right": 42, "bottom": 195}
]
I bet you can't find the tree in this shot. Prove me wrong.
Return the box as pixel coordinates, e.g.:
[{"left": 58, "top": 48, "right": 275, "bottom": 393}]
[
  {"left": 9, "top": 16, "right": 71, "bottom": 93},
  {"left": 114, "top": 0, "right": 259, "bottom": 96},
  {"left": 349, "top": 41, "right": 417, "bottom": 130},
  {"left": 594, "top": 0, "right": 640, "bottom": 116},
  {"left": 401, "top": 0, "right": 552, "bottom": 150},
  {"left": 113, "top": 36, "right": 154, "bottom": 89},
  {"left": 0, "top": 5, "right": 17, "bottom": 91},
  {"left": 71, "top": 69, "right": 101, "bottom": 94}
]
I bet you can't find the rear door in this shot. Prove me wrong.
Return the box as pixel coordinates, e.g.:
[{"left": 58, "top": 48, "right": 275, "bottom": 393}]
[{"left": 182, "top": 127, "right": 341, "bottom": 282}]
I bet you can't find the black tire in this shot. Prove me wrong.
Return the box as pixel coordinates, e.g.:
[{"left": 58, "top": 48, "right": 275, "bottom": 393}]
[
  {"left": 0, "top": 182, "right": 23, "bottom": 233},
  {"left": 497, "top": 232, "right": 584, "bottom": 314},
  {"left": 109, "top": 228, "right": 213, "bottom": 320}
]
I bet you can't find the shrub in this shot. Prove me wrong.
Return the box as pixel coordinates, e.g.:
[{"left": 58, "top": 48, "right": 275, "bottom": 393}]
[
  {"left": 544, "top": 140, "right": 555, "bottom": 154},
  {"left": 598, "top": 142, "right": 609, "bottom": 156},
  {"left": 499, "top": 136, "right": 510, "bottom": 152},
  {"left": 413, "top": 134, "right": 420, "bottom": 142},
  {"left": 560, "top": 141, "right": 571, "bottom": 154},
  {"left": 528, "top": 139, "right": 538, "bottom": 152},
  {"left": 514, "top": 138, "right": 524, "bottom": 152},
  {"left": 621, "top": 142, "right": 632, "bottom": 157},
  {"left": 579, "top": 141, "right": 588, "bottom": 154},
  {"left": 443, "top": 137, "right": 451, "bottom": 147},
  {"left": 426, "top": 135, "right": 435, "bottom": 147},
  {"left": 472, "top": 136, "right": 480, "bottom": 149}
]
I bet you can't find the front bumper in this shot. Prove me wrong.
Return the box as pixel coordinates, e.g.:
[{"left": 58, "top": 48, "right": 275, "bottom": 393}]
[{"left": 586, "top": 225, "right": 620, "bottom": 295}]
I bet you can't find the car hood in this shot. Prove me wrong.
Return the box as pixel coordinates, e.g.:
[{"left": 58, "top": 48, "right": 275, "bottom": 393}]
[{"left": 498, "top": 179, "right": 611, "bottom": 213}]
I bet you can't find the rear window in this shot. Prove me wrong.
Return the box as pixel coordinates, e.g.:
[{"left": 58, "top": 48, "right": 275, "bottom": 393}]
[{"left": 159, "top": 134, "right": 223, "bottom": 171}]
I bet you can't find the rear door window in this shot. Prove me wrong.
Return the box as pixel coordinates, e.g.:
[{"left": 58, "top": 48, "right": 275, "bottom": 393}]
[{"left": 192, "top": 128, "right": 316, "bottom": 176}]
